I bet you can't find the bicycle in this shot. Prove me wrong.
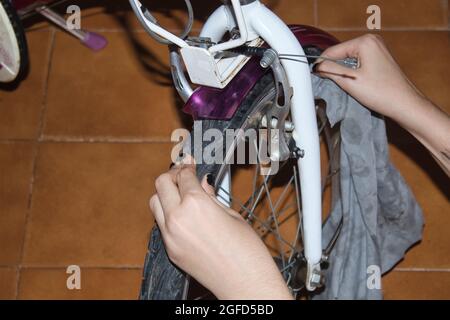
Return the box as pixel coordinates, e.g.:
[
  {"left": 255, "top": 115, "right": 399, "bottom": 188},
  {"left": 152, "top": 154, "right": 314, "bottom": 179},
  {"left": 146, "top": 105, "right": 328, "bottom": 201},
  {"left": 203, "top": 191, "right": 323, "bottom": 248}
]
[{"left": 129, "top": 0, "right": 354, "bottom": 300}]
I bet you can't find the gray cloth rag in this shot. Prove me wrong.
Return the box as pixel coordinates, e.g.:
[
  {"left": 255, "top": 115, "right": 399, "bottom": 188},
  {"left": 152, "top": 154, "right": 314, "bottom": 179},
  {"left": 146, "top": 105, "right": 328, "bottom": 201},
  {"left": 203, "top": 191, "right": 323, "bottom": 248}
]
[{"left": 309, "top": 74, "right": 424, "bottom": 300}]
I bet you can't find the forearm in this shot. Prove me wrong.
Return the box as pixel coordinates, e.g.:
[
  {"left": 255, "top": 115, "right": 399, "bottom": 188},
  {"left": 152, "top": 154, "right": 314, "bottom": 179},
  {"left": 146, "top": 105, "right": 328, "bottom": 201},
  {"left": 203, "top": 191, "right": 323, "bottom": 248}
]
[
  {"left": 316, "top": 34, "right": 450, "bottom": 176},
  {"left": 198, "top": 244, "right": 294, "bottom": 300},
  {"left": 218, "top": 278, "right": 294, "bottom": 300},
  {"left": 390, "top": 96, "right": 450, "bottom": 175}
]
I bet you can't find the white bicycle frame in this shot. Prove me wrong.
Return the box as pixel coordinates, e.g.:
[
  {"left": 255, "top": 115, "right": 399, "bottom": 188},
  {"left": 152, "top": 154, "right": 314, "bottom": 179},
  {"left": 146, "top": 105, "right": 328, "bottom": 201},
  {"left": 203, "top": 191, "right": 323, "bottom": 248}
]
[{"left": 131, "top": 0, "right": 323, "bottom": 291}]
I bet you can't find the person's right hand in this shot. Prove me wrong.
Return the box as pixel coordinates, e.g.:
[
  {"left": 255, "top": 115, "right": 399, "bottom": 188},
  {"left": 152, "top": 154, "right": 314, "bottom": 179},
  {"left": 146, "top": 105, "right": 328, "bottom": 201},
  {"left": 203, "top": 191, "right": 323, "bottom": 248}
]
[
  {"left": 316, "top": 34, "right": 450, "bottom": 175},
  {"left": 149, "top": 155, "right": 293, "bottom": 300},
  {"left": 316, "top": 34, "right": 426, "bottom": 120}
]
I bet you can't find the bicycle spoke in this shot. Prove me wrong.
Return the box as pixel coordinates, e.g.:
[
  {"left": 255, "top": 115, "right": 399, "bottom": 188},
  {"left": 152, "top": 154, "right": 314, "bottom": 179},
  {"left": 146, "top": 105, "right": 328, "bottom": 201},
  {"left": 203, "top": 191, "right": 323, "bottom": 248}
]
[
  {"left": 280, "top": 258, "right": 298, "bottom": 273},
  {"left": 249, "top": 162, "right": 260, "bottom": 210},
  {"left": 257, "top": 201, "right": 296, "bottom": 233},
  {"left": 288, "top": 221, "right": 301, "bottom": 264},
  {"left": 217, "top": 186, "right": 295, "bottom": 251},
  {"left": 322, "top": 168, "right": 340, "bottom": 193},
  {"left": 260, "top": 175, "right": 295, "bottom": 227},
  {"left": 216, "top": 188, "right": 253, "bottom": 216},
  {"left": 255, "top": 141, "right": 286, "bottom": 269},
  {"left": 274, "top": 175, "right": 295, "bottom": 210},
  {"left": 243, "top": 176, "right": 269, "bottom": 220},
  {"left": 262, "top": 165, "right": 302, "bottom": 264},
  {"left": 217, "top": 187, "right": 290, "bottom": 245},
  {"left": 259, "top": 209, "right": 298, "bottom": 244},
  {"left": 245, "top": 159, "right": 290, "bottom": 213},
  {"left": 318, "top": 119, "right": 327, "bottom": 135},
  {"left": 250, "top": 214, "right": 296, "bottom": 251},
  {"left": 238, "top": 148, "right": 290, "bottom": 220},
  {"left": 321, "top": 141, "right": 340, "bottom": 193}
]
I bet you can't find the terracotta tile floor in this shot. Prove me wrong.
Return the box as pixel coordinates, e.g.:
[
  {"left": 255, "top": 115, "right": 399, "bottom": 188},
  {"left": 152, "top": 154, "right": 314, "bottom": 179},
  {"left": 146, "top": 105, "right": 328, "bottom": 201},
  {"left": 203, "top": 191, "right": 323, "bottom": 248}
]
[{"left": 0, "top": 0, "right": 449, "bottom": 300}]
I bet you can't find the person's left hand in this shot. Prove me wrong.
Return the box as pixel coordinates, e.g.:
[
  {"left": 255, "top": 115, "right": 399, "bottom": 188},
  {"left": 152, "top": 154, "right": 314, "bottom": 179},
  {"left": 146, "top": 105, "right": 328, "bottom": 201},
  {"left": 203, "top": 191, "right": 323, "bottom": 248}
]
[{"left": 149, "top": 155, "right": 293, "bottom": 300}]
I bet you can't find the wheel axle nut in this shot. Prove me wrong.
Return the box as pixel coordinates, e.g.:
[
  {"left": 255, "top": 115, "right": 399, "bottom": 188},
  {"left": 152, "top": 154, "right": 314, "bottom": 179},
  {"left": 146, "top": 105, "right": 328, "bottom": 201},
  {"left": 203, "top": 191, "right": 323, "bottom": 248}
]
[{"left": 293, "top": 148, "right": 305, "bottom": 158}]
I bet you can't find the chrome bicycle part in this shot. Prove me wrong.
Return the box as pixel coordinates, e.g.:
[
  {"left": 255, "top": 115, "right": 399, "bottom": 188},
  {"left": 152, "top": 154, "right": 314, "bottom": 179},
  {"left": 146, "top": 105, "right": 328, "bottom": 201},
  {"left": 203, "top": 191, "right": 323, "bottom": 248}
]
[
  {"left": 261, "top": 49, "right": 293, "bottom": 162},
  {"left": 129, "top": 0, "right": 194, "bottom": 45},
  {"left": 186, "top": 37, "right": 216, "bottom": 50},
  {"left": 279, "top": 53, "right": 360, "bottom": 69},
  {"left": 169, "top": 48, "right": 194, "bottom": 102}
]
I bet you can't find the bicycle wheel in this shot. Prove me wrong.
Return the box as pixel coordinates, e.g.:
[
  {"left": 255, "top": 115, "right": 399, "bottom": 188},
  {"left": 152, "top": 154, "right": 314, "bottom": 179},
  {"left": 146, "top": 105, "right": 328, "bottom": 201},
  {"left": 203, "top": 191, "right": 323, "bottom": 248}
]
[
  {"left": 0, "top": 0, "right": 28, "bottom": 83},
  {"left": 140, "top": 53, "right": 341, "bottom": 300}
]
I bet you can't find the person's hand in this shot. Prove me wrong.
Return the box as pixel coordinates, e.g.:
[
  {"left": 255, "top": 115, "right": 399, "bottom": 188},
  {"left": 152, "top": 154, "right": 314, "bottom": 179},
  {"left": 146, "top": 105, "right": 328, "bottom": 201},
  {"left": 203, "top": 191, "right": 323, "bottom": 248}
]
[
  {"left": 149, "top": 155, "right": 293, "bottom": 300},
  {"left": 316, "top": 34, "right": 450, "bottom": 175},
  {"left": 316, "top": 34, "right": 425, "bottom": 120}
]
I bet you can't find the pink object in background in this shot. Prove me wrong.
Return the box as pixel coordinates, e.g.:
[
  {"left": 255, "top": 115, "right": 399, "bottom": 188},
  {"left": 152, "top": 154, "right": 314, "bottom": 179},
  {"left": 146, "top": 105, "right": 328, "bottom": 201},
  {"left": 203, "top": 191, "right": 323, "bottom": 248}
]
[
  {"left": 35, "top": 5, "right": 108, "bottom": 52},
  {"left": 81, "top": 31, "right": 108, "bottom": 51}
]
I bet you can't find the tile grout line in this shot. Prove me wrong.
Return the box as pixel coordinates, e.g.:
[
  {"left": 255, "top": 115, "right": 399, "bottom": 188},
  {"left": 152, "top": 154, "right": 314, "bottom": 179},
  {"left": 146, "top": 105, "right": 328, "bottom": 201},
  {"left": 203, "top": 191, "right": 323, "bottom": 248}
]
[
  {"left": 54, "top": 28, "right": 195, "bottom": 33},
  {"left": 0, "top": 139, "right": 35, "bottom": 144},
  {"left": 38, "top": 136, "right": 173, "bottom": 143},
  {"left": 394, "top": 268, "right": 450, "bottom": 273},
  {"left": 446, "top": 0, "right": 449, "bottom": 28},
  {"left": 4, "top": 265, "right": 450, "bottom": 271},
  {"left": 26, "top": 27, "right": 56, "bottom": 212},
  {"left": 9, "top": 265, "right": 143, "bottom": 270},
  {"left": 44, "top": 27, "right": 450, "bottom": 33},
  {"left": 15, "top": 27, "right": 57, "bottom": 300},
  {"left": 0, "top": 137, "right": 173, "bottom": 144},
  {"left": 4, "top": 264, "right": 450, "bottom": 271},
  {"left": 321, "top": 27, "right": 450, "bottom": 32},
  {"left": 35, "top": 27, "right": 57, "bottom": 142},
  {"left": 25, "top": 26, "right": 51, "bottom": 33}
]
